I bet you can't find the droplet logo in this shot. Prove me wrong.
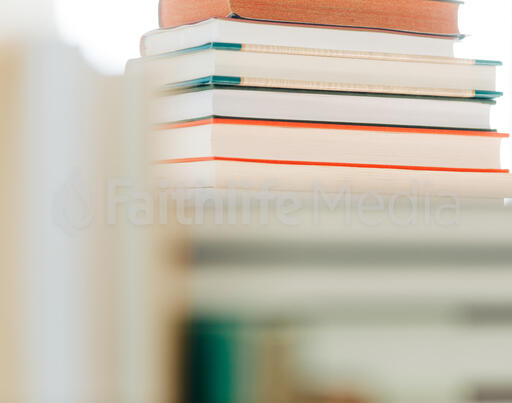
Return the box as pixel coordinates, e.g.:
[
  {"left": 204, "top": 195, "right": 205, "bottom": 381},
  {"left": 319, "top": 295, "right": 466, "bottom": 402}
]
[{"left": 52, "top": 170, "right": 95, "bottom": 235}]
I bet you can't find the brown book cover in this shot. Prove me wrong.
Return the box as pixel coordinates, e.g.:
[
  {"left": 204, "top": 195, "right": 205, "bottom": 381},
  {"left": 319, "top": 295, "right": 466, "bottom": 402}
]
[{"left": 159, "top": 0, "right": 461, "bottom": 37}]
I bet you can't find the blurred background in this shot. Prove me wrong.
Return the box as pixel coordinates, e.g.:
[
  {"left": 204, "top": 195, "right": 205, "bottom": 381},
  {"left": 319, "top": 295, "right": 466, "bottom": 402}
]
[{"left": 1, "top": 1, "right": 512, "bottom": 403}]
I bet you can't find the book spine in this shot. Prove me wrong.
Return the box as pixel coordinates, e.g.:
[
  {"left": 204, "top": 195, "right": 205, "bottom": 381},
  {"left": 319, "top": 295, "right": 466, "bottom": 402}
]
[{"left": 186, "top": 321, "right": 239, "bottom": 403}]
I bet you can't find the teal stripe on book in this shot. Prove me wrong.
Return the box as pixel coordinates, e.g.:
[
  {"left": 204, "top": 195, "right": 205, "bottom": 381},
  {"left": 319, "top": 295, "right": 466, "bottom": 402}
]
[
  {"left": 211, "top": 42, "right": 243, "bottom": 51},
  {"left": 162, "top": 76, "right": 242, "bottom": 91},
  {"left": 475, "top": 59, "right": 503, "bottom": 66},
  {"left": 474, "top": 90, "right": 503, "bottom": 99},
  {"left": 211, "top": 76, "right": 243, "bottom": 85},
  {"left": 147, "top": 42, "right": 241, "bottom": 60}
]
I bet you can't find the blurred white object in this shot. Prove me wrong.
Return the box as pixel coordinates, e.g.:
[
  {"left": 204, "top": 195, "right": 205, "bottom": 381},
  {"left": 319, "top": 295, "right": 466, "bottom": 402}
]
[
  {"left": 54, "top": 0, "right": 159, "bottom": 74},
  {"left": 0, "top": 35, "right": 163, "bottom": 402},
  {"left": 0, "top": 0, "right": 56, "bottom": 39}
]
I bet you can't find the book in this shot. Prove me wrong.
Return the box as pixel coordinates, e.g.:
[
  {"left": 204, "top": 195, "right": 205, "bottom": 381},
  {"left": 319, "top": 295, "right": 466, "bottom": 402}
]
[
  {"left": 152, "top": 85, "right": 495, "bottom": 130},
  {"left": 186, "top": 320, "right": 239, "bottom": 403},
  {"left": 152, "top": 118, "right": 507, "bottom": 171},
  {"left": 141, "top": 18, "right": 457, "bottom": 58},
  {"left": 154, "top": 158, "right": 512, "bottom": 197},
  {"left": 158, "top": 0, "right": 462, "bottom": 38},
  {"left": 133, "top": 42, "right": 499, "bottom": 94}
]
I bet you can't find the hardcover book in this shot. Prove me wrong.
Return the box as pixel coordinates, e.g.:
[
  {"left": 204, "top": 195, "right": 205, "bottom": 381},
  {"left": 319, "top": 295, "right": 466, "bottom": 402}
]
[
  {"left": 142, "top": 18, "right": 458, "bottom": 58},
  {"left": 153, "top": 117, "right": 507, "bottom": 171},
  {"left": 159, "top": 0, "right": 462, "bottom": 37},
  {"left": 152, "top": 83, "right": 496, "bottom": 130}
]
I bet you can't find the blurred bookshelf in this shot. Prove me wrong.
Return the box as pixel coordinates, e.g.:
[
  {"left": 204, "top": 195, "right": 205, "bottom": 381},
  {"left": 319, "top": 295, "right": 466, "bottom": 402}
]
[{"left": 159, "top": 200, "right": 512, "bottom": 403}]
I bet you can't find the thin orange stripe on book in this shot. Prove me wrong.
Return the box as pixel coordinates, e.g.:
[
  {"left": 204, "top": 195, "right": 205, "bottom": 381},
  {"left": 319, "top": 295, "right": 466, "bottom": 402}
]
[
  {"left": 155, "top": 118, "right": 509, "bottom": 138},
  {"left": 157, "top": 156, "right": 510, "bottom": 174}
]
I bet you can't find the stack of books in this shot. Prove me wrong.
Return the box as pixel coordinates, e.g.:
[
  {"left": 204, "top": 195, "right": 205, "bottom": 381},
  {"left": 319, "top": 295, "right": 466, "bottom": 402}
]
[{"left": 130, "top": 0, "right": 512, "bottom": 198}]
